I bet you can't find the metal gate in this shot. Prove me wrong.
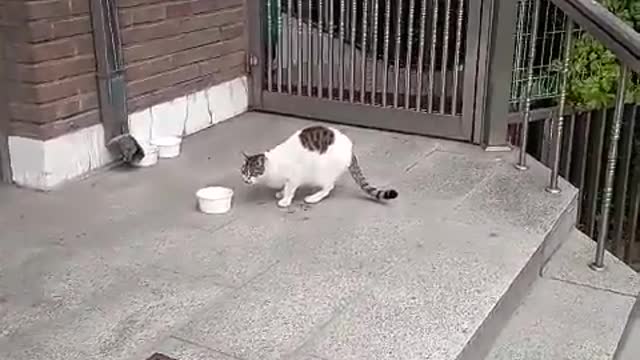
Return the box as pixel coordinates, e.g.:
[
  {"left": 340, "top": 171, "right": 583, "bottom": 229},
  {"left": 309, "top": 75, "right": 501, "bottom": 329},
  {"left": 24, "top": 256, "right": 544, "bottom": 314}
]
[{"left": 248, "top": 0, "right": 484, "bottom": 140}]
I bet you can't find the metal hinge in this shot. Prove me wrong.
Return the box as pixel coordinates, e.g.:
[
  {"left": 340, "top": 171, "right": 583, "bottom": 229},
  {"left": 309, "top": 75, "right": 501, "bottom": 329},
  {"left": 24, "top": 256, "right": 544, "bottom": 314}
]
[{"left": 246, "top": 53, "right": 259, "bottom": 75}]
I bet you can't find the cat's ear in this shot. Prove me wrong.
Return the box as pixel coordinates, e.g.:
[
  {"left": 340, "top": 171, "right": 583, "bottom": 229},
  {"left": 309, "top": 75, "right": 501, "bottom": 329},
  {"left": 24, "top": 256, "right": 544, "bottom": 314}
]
[{"left": 241, "top": 151, "right": 250, "bottom": 159}]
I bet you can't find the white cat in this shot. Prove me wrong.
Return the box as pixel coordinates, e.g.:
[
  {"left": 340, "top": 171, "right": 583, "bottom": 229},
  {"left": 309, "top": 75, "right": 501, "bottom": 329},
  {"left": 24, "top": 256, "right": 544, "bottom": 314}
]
[{"left": 240, "top": 125, "right": 398, "bottom": 207}]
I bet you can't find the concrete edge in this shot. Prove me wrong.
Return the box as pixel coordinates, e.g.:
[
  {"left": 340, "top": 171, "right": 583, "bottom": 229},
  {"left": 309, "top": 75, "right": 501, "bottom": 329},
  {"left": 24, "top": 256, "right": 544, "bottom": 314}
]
[
  {"left": 541, "top": 192, "right": 580, "bottom": 270},
  {"left": 456, "top": 190, "right": 578, "bottom": 360}
]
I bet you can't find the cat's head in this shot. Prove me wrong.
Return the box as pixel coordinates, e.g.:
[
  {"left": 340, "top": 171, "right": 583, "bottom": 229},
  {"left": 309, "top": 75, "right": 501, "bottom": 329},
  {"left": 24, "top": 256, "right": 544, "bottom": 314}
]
[{"left": 240, "top": 152, "right": 267, "bottom": 184}]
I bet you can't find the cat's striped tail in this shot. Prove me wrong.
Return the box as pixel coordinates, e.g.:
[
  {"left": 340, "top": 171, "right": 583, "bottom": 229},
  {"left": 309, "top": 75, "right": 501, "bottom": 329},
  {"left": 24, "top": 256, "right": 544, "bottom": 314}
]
[{"left": 348, "top": 153, "right": 398, "bottom": 200}]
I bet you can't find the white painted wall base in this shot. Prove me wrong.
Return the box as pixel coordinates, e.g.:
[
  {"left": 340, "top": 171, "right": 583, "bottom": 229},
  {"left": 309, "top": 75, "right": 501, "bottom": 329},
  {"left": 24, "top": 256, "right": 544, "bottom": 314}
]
[{"left": 9, "top": 76, "right": 248, "bottom": 190}]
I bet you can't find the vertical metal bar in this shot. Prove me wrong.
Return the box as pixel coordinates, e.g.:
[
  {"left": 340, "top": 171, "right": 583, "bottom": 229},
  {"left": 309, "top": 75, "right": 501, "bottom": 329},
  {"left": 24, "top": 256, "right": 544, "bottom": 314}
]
[
  {"left": 415, "top": 0, "right": 428, "bottom": 111},
  {"left": 512, "top": 0, "right": 527, "bottom": 111},
  {"left": 403, "top": 0, "right": 416, "bottom": 109},
  {"left": 287, "top": 0, "right": 293, "bottom": 93},
  {"left": 515, "top": 0, "right": 542, "bottom": 170},
  {"left": 584, "top": 110, "right": 606, "bottom": 237},
  {"left": 392, "top": 0, "right": 403, "bottom": 108},
  {"left": 450, "top": 0, "right": 465, "bottom": 115},
  {"left": 339, "top": 0, "right": 346, "bottom": 100},
  {"left": 297, "top": 0, "right": 303, "bottom": 95},
  {"left": 439, "top": 0, "right": 452, "bottom": 113},
  {"left": 328, "top": 0, "right": 335, "bottom": 99},
  {"left": 371, "top": 0, "right": 380, "bottom": 105},
  {"left": 427, "top": 0, "right": 439, "bottom": 112},
  {"left": 546, "top": 4, "right": 562, "bottom": 94},
  {"left": 562, "top": 113, "right": 576, "bottom": 179},
  {"left": 627, "top": 160, "right": 640, "bottom": 263},
  {"left": 317, "top": 0, "right": 324, "bottom": 97},
  {"left": 575, "top": 112, "right": 591, "bottom": 223},
  {"left": 547, "top": 19, "right": 573, "bottom": 193},
  {"left": 0, "top": 7, "right": 11, "bottom": 182},
  {"left": 349, "top": 0, "right": 358, "bottom": 102},
  {"left": 467, "top": 0, "right": 489, "bottom": 143},
  {"left": 267, "top": 0, "right": 274, "bottom": 91},
  {"left": 277, "top": 0, "right": 284, "bottom": 92},
  {"left": 307, "top": 0, "right": 313, "bottom": 96},
  {"left": 537, "top": 0, "right": 551, "bottom": 96},
  {"left": 360, "top": 0, "right": 370, "bottom": 103},
  {"left": 612, "top": 105, "right": 637, "bottom": 257},
  {"left": 540, "top": 118, "right": 552, "bottom": 165},
  {"left": 591, "top": 65, "right": 630, "bottom": 271},
  {"left": 382, "top": 0, "right": 392, "bottom": 106}
]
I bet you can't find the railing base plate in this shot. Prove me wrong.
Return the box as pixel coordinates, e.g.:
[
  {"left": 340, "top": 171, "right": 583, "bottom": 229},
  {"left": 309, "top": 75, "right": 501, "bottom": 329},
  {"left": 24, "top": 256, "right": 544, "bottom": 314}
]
[{"left": 589, "top": 262, "right": 606, "bottom": 272}]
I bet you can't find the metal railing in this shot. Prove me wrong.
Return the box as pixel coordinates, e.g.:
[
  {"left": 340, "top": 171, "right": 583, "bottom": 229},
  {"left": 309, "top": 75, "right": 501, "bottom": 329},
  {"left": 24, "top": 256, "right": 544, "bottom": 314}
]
[{"left": 509, "top": 0, "right": 640, "bottom": 270}]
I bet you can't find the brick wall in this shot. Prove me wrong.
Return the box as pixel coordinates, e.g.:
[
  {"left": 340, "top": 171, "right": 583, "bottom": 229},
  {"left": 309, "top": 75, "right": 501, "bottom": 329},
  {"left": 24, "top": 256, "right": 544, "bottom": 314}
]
[
  {"left": 2, "top": 0, "right": 99, "bottom": 140},
  {"left": 120, "top": 0, "right": 247, "bottom": 113},
  {"left": 1, "top": 0, "right": 247, "bottom": 141}
]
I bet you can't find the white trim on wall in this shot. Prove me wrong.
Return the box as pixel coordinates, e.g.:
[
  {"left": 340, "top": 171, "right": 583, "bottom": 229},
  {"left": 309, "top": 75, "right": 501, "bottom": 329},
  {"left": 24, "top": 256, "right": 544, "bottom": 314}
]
[{"left": 8, "top": 76, "right": 248, "bottom": 190}]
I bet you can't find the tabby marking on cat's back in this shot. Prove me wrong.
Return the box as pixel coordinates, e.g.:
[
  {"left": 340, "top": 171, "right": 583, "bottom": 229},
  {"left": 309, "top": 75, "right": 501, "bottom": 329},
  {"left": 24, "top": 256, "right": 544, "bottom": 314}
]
[{"left": 298, "top": 126, "right": 335, "bottom": 154}]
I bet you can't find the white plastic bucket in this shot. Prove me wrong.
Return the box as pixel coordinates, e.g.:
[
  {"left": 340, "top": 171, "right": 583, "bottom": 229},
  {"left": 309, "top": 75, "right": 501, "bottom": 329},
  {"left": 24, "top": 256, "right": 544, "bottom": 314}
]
[
  {"left": 152, "top": 136, "right": 182, "bottom": 158},
  {"left": 196, "top": 186, "right": 234, "bottom": 214},
  {"left": 133, "top": 145, "right": 159, "bottom": 167}
]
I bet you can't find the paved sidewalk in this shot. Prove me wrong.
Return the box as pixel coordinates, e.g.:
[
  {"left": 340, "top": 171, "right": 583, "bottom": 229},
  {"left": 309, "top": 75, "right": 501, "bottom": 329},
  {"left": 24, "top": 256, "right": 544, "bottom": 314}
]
[{"left": 0, "top": 113, "right": 574, "bottom": 360}]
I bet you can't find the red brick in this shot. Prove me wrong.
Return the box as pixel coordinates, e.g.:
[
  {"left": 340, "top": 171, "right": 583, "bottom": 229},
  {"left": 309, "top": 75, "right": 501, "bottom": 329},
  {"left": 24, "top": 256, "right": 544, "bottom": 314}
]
[
  {"left": 10, "top": 110, "right": 100, "bottom": 140},
  {"left": 124, "top": 25, "right": 240, "bottom": 63},
  {"left": 7, "top": 0, "right": 89, "bottom": 21},
  {"left": 26, "top": 16, "right": 92, "bottom": 43},
  {"left": 9, "top": 34, "right": 94, "bottom": 63},
  {"left": 118, "top": 0, "right": 167, "bottom": 9},
  {"left": 166, "top": 0, "right": 243, "bottom": 18},
  {"left": 125, "top": 37, "right": 245, "bottom": 81},
  {"left": 12, "top": 73, "right": 96, "bottom": 104},
  {"left": 9, "top": 55, "right": 96, "bottom": 83},
  {"left": 128, "top": 64, "right": 244, "bottom": 112},
  {"left": 121, "top": 6, "right": 243, "bottom": 45},
  {"left": 127, "top": 51, "right": 244, "bottom": 97},
  {"left": 9, "top": 93, "right": 98, "bottom": 124},
  {"left": 118, "top": 5, "right": 166, "bottom": 27}
]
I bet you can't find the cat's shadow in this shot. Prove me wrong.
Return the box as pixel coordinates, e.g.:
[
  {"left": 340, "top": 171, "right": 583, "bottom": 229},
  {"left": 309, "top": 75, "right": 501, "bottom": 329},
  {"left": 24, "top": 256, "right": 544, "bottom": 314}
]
[
  {"left": 239, "top": 184, "right": 389, "bottom": 207},
  {"left": 239, "top": 185, "right": 319, "bottom": 205}
]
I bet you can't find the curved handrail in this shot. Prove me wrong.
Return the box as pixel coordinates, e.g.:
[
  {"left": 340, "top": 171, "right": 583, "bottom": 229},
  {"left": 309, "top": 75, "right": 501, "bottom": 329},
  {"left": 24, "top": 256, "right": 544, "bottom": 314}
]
[{"left": 550, "top": 0, "right": 640, "bottom": 73}]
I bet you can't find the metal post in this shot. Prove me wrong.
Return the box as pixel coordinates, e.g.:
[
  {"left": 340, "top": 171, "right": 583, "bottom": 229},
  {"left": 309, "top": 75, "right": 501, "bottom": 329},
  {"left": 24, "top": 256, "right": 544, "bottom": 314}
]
[
  {"left": 249, "top": 0, "right": 268, "bottom": 102},
  {"left": 478, "top": 0, "right": 519, "bottom": 150},
  {"left": 590, "top": 64, "right": 630, "bottom": 271},
  {"left": 546, "top": 19, "right": 574, "bottom": 193},
  {"left": 0, "top": 30, "right": 11, "bottom": 183},
  {"left": 515, "top": 0, "right": 541, "bottom": 168}
]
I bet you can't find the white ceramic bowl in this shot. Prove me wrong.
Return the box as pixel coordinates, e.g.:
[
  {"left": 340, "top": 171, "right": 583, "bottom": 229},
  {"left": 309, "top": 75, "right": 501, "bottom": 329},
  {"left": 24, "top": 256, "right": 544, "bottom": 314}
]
[
  {"left": 152, "top": 136, "right": 182, "bottom": 158},
  {"left": 133, "top": 145, "right": 159, "bottom": 167},
  {"left": 196, "top": 186, "right": 234, "bottom": 214}
]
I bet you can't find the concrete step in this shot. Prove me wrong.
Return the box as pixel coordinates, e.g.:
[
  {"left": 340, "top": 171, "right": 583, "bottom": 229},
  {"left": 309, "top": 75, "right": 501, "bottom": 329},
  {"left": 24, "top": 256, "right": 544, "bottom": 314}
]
[
  {"left": 146, "top": 116, "right": 579, "bottom": 360},
  {"left": 0, "top": 113, "right": 580, "bottom": 360},
  {"left": 485, "top": 230, "right": 640, "bottom": 360}
]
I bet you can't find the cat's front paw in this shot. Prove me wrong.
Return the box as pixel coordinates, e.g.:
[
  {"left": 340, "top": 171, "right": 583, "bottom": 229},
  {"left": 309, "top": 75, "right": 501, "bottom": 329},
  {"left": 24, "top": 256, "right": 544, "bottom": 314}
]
[{"left": 277, "top": 198, "right": 292, "bottom": 208}]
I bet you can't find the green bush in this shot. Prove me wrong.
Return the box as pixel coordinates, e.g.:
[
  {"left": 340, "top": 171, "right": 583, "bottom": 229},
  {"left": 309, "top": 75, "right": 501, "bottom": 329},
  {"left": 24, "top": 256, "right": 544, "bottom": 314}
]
[{"left": 562, "top": 0, "right": 640, "bottom": 111}]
